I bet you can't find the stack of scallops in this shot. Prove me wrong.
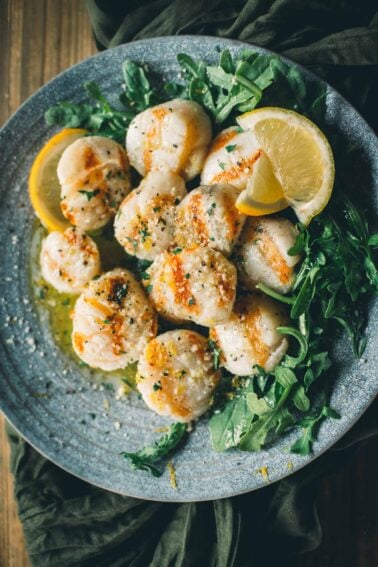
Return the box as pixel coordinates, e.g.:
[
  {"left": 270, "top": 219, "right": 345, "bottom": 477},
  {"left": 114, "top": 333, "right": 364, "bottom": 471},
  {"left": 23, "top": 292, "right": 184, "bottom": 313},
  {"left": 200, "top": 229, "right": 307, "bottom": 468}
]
[{"left": 40, "top": 99, "right": 300, "bottom": 423}]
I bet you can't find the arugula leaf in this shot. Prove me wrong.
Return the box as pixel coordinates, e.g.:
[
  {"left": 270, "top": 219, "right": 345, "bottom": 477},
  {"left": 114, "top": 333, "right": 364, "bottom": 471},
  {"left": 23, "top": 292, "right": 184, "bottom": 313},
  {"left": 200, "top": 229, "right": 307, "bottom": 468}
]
[
  {"left": 121, "top": 423, "right": 187, "bottom": 477},
  {"left": 246, "top": 392, "right": 270, "bottom": 415},
  {"left": 45, "top": 83, "right": 133, "bottom": 143},
  {"left": 268, "top": 59, "right": 327, "bottom": 121},
  {"left": 255, "top": 282, "right": 295, "bottom": 305},
  {"left": 368, "top": 234, "right": 378, "bottom": 247},
  {"left": 176, "top": 50, "right": 276, "bottom": 124},
  {"left": 292, "top": 384, "right": 311, "bottom": 412},
  {"left": 290, "top": 404, "right": 340, "bottom": 455},
  {"left": 45, "top": 59, "right": 161, "bottom": 142},
  {"left": 239, "top": 369, "right": 297, "bottom": 451},
  {"left": 177, "top": 53, "right": 207, "bottom": 80},
  {"left": 209, "top": 388, "right": 254, "bottom": 452},
  {"left": 290, "top": 266, "right": 320, "bottom": 318},
  {"left": 279, "top": 327, "right": 309, "bottom": 368},
  {"left": 121, "top": 59, "right": 156, "bottom": 112},
  {"left": 259, "top": 200, "right": 377, "bottom": 358}
]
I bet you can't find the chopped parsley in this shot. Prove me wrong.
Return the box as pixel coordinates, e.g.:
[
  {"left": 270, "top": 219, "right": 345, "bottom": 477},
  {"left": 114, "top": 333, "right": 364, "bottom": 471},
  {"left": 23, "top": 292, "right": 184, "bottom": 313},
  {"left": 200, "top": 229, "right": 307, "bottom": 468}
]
[
  {"left": 207, "top": 202, "right": 217, "bottom": 215},
  {"left": 78, "top": 188, "right": 100, "bottom": 201},
  {"left": 225, "top": 144, "right": 236, "bottom": 152},
  {"left": 139, "top": 226, "right": 151, "bottom": 242}
]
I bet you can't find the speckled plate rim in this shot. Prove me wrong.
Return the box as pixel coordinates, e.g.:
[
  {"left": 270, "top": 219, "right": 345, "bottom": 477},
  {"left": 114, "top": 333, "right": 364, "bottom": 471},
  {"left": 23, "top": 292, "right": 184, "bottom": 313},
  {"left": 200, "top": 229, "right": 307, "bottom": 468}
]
[{"left": 0, "top": 36, "right": 377, "bottom": 502}]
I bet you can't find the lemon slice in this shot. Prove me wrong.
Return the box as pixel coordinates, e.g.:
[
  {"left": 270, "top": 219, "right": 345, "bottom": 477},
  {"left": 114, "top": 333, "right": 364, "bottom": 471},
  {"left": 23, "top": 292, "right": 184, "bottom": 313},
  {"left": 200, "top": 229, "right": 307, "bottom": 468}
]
[
  {"left": 236, "top": 108, "right": 335, "bottom": 224},
  {"left": 235, "top": 150, "right": 288, "bottom": 215},
  {"left": 29, "top": 128, "right": 87, "bottom": 232}
]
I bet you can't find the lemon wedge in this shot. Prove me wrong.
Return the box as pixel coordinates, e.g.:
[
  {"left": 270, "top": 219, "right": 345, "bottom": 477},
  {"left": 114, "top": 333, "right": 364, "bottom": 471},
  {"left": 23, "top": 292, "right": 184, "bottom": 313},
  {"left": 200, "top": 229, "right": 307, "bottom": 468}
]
[
  {"left": 236, "top": 107, "right": 335, "bottom": 224},
  {"left": 29, "top": 128, "right": 87, "bottom": 232},
  {"left": 235, "top": 150, "right": 288, "bottom": 215}
]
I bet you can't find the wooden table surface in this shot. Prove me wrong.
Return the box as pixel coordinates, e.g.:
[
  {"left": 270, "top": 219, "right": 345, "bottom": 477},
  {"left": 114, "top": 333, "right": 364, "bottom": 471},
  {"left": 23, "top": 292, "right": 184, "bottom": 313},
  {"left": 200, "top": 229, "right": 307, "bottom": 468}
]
[{"left": 0, "top": 1, "right": 376, "bottom": 566}]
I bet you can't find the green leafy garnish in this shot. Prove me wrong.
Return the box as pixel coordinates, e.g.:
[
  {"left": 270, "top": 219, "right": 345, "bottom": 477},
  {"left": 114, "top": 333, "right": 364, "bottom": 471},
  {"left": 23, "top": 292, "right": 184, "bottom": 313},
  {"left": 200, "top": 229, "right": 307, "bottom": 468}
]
[
  {"left": 121, "top": 423, "right": 187, "bottom": 477},
  {"left": 290, "top": 404, "right": 340, "bottom": 455},
  {"left": 210, "top": 384, "right": 254, "bottom": 452},
  {"left": 45, "top": 82, "right": 134, "bottom": 143},
  {"left": 120, "top": 60, "right": 155, "bottom": 112},
  {"left": 175, "top": 48, "right": 324, "bottom": 125},
  {"left": 45, "top": 60, "right": 162, "bottom": 143},
  {"left": 210, "top": 197, "right": 377, "bottom": 456}
]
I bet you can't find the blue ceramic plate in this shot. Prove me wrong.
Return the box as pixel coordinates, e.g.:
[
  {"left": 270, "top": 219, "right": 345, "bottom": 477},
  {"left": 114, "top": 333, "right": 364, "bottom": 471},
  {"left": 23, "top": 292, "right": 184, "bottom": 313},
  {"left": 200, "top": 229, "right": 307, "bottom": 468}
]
[{"left": 0, "top": 36, "right": 376, "bottom": 501}]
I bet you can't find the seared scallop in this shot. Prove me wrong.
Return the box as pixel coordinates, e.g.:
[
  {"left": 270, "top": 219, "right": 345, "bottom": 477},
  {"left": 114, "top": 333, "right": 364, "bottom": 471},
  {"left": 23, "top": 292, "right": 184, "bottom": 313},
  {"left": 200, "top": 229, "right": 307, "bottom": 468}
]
[
  {"left": 137, "top": 330, "right": 220, "bottom": 422},
  {"left": 234, "top": 217, "right": 301, "bottom": 294},
  {"left": 126, "top": 99, "right": 212, "bottom": 181},
  {"left": 58, "top": 136, "right": 131, "bottom": 231},
  {"left": 72, "top": 268, "right": 157, "bottom": 371},
  {"left": 210, "top": 294, "right": 288, "bottom": 376},
  {"left": 145, "top": 246, "right": 237, "bottom": 327},
  {"left": 114, "top": 171, "right": 187, "bottom": 261},
  {"left": 201, "top": 126, "right": 262, "bottom": 190},
  {"left": 40, "top": 227, "right": 100, "bottom": 294},
  {"left": 174, "top": 183, "right": 246, "bottom": 256}
]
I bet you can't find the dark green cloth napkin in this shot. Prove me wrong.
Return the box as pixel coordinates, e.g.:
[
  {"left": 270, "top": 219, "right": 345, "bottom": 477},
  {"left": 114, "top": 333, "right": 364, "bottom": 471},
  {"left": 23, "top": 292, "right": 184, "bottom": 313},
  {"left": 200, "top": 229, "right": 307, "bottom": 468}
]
[
  {"left": 7, "top": 1, "right": 378, "bottom": 565},
  {"left": 7, "top": 404, "right": 377, "bottom": 566}
]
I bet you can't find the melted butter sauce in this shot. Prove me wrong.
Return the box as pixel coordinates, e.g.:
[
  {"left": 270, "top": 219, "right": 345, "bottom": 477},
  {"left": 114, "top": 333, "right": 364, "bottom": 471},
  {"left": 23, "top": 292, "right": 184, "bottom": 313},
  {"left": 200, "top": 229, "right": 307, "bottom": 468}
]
[{"left": 29, "top": 220, "right": 137, "bottom": 391}]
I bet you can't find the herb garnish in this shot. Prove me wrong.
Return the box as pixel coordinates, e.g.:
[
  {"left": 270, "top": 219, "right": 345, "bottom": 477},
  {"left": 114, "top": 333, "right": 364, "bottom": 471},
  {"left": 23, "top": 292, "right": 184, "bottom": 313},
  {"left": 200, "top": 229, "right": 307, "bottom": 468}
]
[
  {"left": 210, "top": 198, "right": 377, "bottom": 456},
  {"left": 139, "top": 226, "right": 151, "bottom": 242},
  {"left": 78, "top": 189, "right": 100, "bottom": 201},
  {"left": 225, "top": 144, "right": 236, "bottom": 152},
  {"left": 121, "top": 423, "right": 187, "bottom": 477},
  {"left": 139, "top": 271, "right": 150, "bottom": 280},
  {"left": 45, "top": 61, "right": 161, "bottom": 143}
]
